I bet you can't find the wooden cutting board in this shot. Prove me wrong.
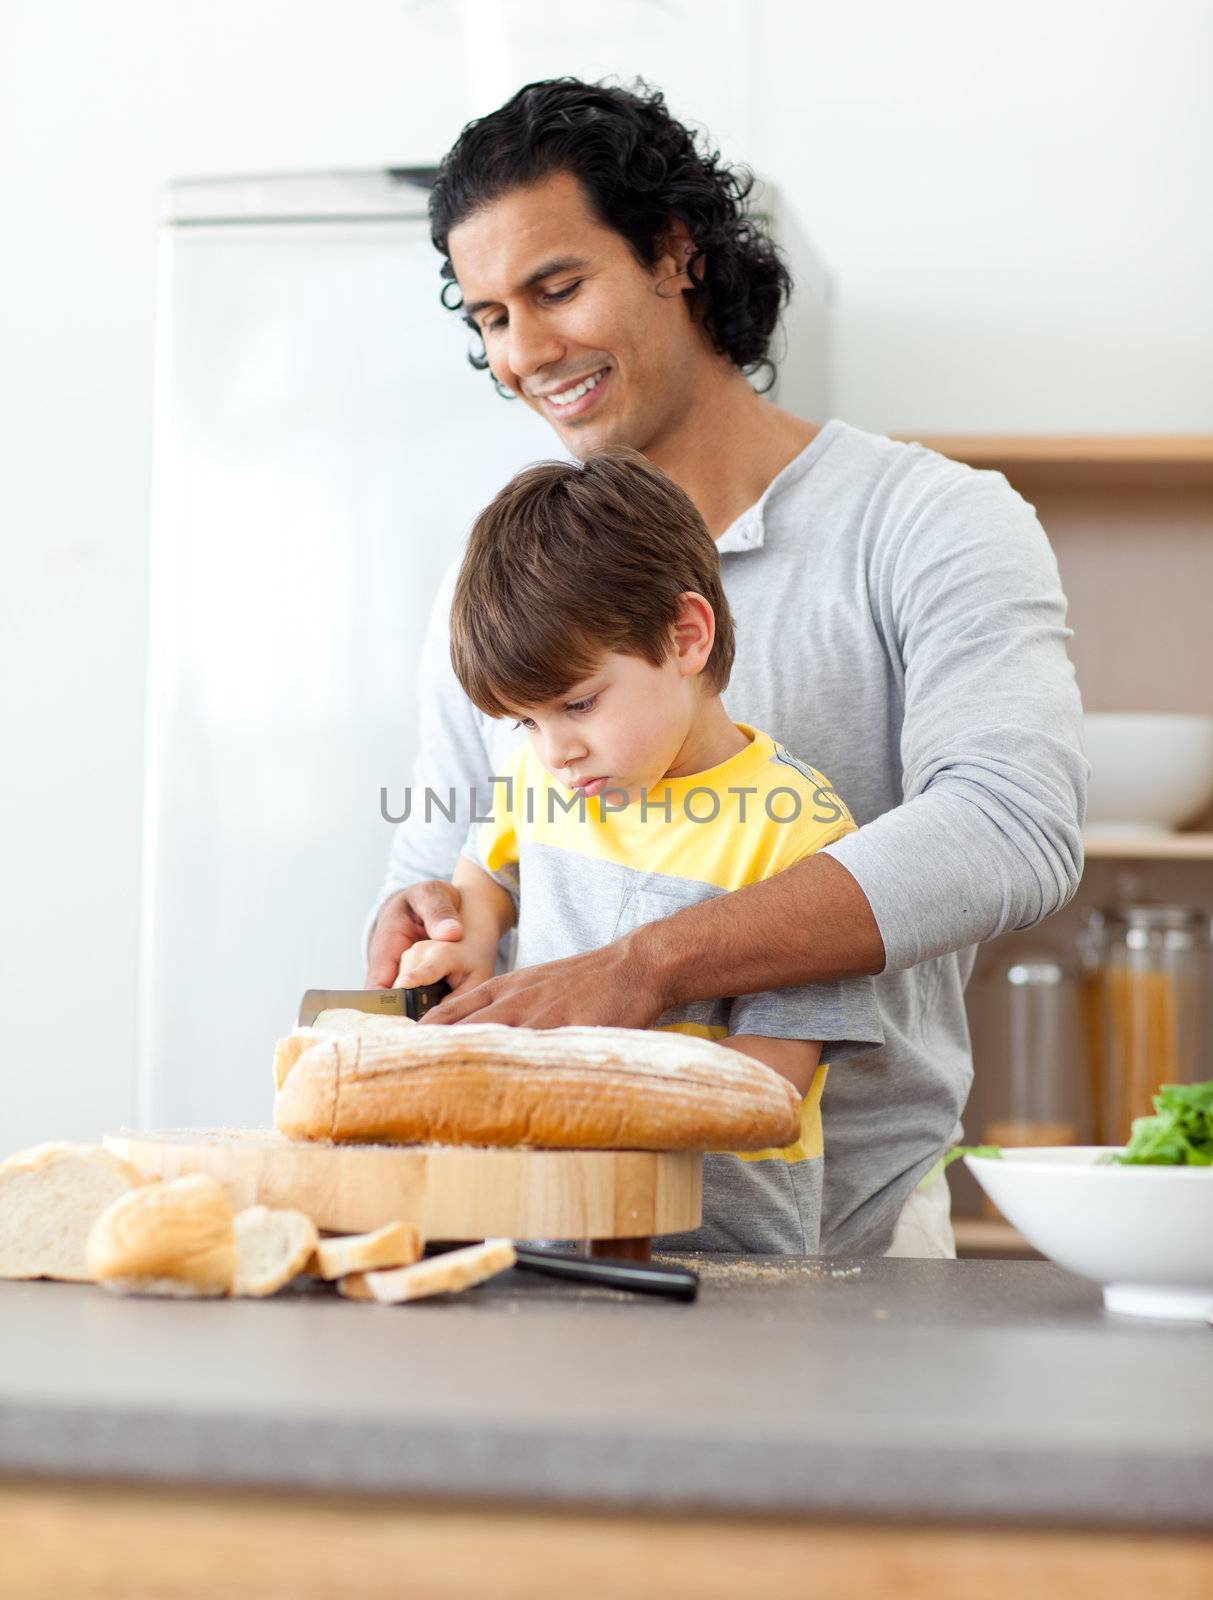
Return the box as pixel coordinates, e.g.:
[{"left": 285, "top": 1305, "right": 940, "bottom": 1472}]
[{"left": 103, "top": 1128, "right": 702, "bottom": 1244}]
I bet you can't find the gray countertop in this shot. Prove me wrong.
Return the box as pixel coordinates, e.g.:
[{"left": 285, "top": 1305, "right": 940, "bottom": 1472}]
[{"left": 1, "top": 1258, "right": 1210, "bottom": 1529}]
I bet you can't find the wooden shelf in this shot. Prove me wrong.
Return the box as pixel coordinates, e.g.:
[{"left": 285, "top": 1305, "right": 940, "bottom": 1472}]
[
  {"left": 932, "top": 433, "right": 1213, "bottom": 1203},
  {"left": 910, "top": 434, "right": 1213, "bottom": 467},
  {"left": 1083, "top": 831, "right": 1213, "bottom": 860},
  {"left": 903, "top": 434, "right": 1213, "bottom": 490}
]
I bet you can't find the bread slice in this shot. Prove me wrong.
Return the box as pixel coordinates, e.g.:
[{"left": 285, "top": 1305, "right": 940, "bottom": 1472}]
[
  {"left": 88, "top": 1173, "right": 236, "bottom": 1297},
  {"left": 273, "top": 1010, "right": 418, "bottom": 1091},
  {"left": 308, "top": 1221, "right": 422, "bottom": 1280},
  {"left": 338, "top": 1238, "right": 516, "bottom": 1303},
  {"left": 233, "top": 1205, "right": 319, "bottom": 1297},
  {"left": 0, "top": 1142, "right": 149, "bottom": 1282},
  {"left": 274, "top": 1024, "right": 800, "bottom": 1150}
]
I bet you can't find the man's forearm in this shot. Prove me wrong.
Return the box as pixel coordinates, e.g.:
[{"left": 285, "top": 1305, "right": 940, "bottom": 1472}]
[
  {"left": 635, "top": 854, "right": 885, "bottom": 1012},
  {"left": 422, "top": 853, "right": 885, "bottom": 1030}
]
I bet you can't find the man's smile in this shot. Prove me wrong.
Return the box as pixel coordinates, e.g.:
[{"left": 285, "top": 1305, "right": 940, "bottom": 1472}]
[{"left": 531, "top": 365, "right": 611, "bottom": 420}]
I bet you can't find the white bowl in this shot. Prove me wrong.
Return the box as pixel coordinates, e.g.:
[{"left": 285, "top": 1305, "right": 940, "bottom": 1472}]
[
  {"left": 965, "top": 1147, "right": 1213, "bottom": 1320},
  {"left": 1084, "top": 712, "right": 1213, "bottom": 832}
]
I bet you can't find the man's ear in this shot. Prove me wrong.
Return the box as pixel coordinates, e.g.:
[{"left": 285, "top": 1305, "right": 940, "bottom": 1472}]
[
  {"left": 654, "top": 218, "right": 699, "bottom": 298},
  {"left": 671, "top": 592, "right": 716, "bottom": 676}
]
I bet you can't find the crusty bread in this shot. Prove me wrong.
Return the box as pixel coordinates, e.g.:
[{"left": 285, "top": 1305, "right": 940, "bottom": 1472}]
[
  {"left": 273, "top": 1011, "right": 418, "bottom": 1091},
  {"left": 0, "top": 1142, "right": 149, "bottom": 1282},
  {"left": 274, "top": 1024, "right": 800, "bottom": 1151},
  {"left": 233, "top": 1205, "right": 318, "bottom": 1297},
  {"left": 308, "top": 1221, "right": 422, "bottom": 1280},
  {"left": 339, "top": 1239, "right": 516, "bottom": 1303},
  {"left": 87, "top": 1173, "right": 236, "bottom": 1297}
]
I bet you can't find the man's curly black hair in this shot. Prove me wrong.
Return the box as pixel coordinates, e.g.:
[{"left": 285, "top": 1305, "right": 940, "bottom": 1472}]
[{"left": 429, "top": 78, "right": 792, "bottom": 393}]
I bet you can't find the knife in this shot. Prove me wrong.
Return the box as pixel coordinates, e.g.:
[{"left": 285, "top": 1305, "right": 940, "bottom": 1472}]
[
  {"left": 297, "top": 981, "right": 452, "bottom": 1027},
  {"left": 511, "top": 1248, "right": 699, "bottom": 1302}
]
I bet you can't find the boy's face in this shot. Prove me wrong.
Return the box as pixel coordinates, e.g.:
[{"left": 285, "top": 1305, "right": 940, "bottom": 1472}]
[
  {"left": 509, "top": 649, "right": 701, "bottom": 802},
  {"left": 448, "top": 170, "right": 705, "bottom": 461}
]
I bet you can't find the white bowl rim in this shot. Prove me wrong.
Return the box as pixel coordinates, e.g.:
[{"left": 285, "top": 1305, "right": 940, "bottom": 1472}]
[{"left": 964, "top": 1145, "right": 1213, "bottom": 1176}]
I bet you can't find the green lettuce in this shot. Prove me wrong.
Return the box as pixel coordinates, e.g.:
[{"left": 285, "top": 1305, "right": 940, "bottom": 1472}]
[
  {"left": 1112, "top": 1078, "right": 1213, "bottom": 1167},
  {"left": 916, "top": 1144, "right": 1003, "bottom": 1189},
  {"left": 919, "top": 1077, "right": 1213, "bottom": 1187}
]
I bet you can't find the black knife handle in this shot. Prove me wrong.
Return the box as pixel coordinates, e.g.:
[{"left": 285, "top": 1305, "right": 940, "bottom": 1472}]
[
  {"left": 512, "top": 1248, "right": 698, "bottom": 1302},
  {"left": 405, "top": 980, "right": 451, "bottom": 1020}
]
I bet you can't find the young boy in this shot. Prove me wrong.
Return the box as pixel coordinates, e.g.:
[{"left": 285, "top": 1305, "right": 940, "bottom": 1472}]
[{"left": 400, "top": 447, "right": 882, "bottom": 1253}]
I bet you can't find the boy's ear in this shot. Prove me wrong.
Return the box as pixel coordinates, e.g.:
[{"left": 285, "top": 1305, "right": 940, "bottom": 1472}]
[{"left": 672, "top": 592, "right": 716, "bottom": 677}]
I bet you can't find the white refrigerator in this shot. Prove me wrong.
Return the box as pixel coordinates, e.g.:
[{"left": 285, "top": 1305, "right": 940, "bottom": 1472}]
[{"left": 140, "top": 168, "right": 831, "bottom": 1129}]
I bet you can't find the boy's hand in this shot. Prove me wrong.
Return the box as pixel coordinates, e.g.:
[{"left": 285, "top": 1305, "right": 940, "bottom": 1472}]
[
  {"left": 365, "top": 881, "right": 464, "bottom": 989},
  {"left": 395, "top": 934, "right": 494, "bottom": 997}
]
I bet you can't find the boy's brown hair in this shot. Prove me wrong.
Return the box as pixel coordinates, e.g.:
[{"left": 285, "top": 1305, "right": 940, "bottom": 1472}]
[{"left": 450, "top": 446, "right": 735, "bottom": 718}]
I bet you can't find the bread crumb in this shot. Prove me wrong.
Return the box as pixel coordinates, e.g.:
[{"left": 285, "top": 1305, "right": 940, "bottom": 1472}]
[{"left": 655, "top": 1254, "right": 863, "bottom": 1282}]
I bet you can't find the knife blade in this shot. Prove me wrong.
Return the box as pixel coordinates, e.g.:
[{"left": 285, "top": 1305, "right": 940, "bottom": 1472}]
[{"left": 297, "top": 981, "right": 451, "bottom": 1027}]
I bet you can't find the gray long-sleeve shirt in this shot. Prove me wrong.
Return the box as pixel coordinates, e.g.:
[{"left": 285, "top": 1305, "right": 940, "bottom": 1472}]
[{"left": 368, "top": 419, "right": 1087, "bottom": 1254}]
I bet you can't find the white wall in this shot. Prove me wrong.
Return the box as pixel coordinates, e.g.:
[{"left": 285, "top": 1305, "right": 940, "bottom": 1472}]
[
  {"left": 2, "top": 0, "right": 1210, "bottom": 1153},
  {"left": 749, "top": 0, "right": 1213, "bottom": 433}
]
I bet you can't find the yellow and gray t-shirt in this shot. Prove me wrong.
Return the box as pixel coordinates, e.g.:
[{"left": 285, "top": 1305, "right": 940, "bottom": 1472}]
[{"left": 462, "top": 725, "right": 883, "bottom": 1255}]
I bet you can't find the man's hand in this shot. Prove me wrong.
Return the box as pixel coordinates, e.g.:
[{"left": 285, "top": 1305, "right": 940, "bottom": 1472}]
[
  {"left": 364, "top": 882, "right": 465, "bottom": 989},
  {"left": 422, "top": 934, "right": 666, "bottom": 1030}
]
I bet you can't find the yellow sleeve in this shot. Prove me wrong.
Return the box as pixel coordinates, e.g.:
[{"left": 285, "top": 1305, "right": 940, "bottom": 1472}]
[
  {"left": 471, "top": 745, "right": 525, "bottom": 876},
  {"left": 762, "top": 753, "right": 858, "bottom": 874},
  {"left": 478, "top": 813, "right": 518, "bottom": 875}
]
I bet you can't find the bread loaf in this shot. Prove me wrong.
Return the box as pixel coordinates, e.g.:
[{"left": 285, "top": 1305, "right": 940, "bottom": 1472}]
[
  {"left": 274, "top": 1024, "right": 799, "bottom": 1150},
  {"left": 87, "top": 1173, "right": 236, "bottom": 1297},
  {"left": 0, "top": 1142, "right": 149, "bottom": 1282}
]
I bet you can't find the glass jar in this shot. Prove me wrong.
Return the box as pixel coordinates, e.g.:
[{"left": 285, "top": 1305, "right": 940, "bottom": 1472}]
[
  {"left": 980, "top": 958, "right": 1088, "bottom": 1152},
  {"left": 1082, "top": 905, "right": 1210, "bottom": 1145},
  {"left": 975, "top": 955, "right": 1088, "bottom": 1221}
]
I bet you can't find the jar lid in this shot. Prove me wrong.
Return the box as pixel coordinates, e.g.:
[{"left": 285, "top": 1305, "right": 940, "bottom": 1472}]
[
  {"left": 1006, "top": 960, "right": 1069, "bottom": 985},
  {"left": 1109, "top": 905, "right": 1205, "bottom": 930}
]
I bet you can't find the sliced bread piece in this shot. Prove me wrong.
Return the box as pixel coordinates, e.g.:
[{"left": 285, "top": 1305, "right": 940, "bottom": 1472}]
[
  {"left": 0, "top": 1142, "right": 149, "bottom": 1282},
  {"left": 309, "top": 1221, "right": 422, "bottom": 1280},
  {"left": 338, "top": 1238, "right": 516, "bottom": 1304},
  {"left": 233, "top": 1204, "right": 318, "bottom": 1297},
  {"left": 87, "top": 1173, "right": 235, "bottom": 1297}
]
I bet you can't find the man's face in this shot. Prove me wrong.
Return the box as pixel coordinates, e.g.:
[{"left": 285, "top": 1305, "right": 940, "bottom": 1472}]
[
  {"left": 509, "top": 649, "right": 698, "bottom": 803},
  {"left": 448, "top": 171, "right": 703, "bottom": 458}
]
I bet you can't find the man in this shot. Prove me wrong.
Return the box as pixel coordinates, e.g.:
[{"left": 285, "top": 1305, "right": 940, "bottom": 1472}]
[{"left": 364, "top": 79, "right": 1087, "bottom": 1256}]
